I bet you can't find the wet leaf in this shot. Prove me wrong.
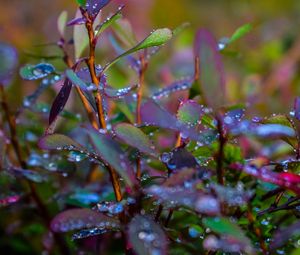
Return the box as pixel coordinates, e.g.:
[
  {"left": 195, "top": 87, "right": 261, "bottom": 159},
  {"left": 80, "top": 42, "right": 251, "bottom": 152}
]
[
  {"left": 51, "top": 208, "right": 120, "bottom": 232},
  {"left": 152, "top": 78, "right": 193, "bottom": 100},
  {"left": 254, "top": 124, "right": 295, "bottom": 138},
  {"left": 177, "top": 100, "right": 203, "bottom": 126},
  {"left": 57, "top": 11, "right": 68, "bottom": 37},
  {"left": 203, "top": 217, "right": 253, "bottom": 253},
  {"left": 194, "top": 29, "right": 225, "bottom": 110},
  {"left": 127, "top": 215, "right": 168, "bottom": 255},
  {"left": 72, "top": 227, "right": 119, "bottom": 240},
  {"left": 0, "top": 43, "right": 18, "bottom": 85},
  {"left": 105, "top": 28, "right": 172, "bottom": 71},
  {"left": 270, "top": 221, "right": 300, "bottom": 250},
  {"left": 48, "top": 79, "right": 72, "bottom": 126},
  {"left": 95, "top": 5, "right": 124, "bottom": 38},
  {"left": 8, "top": 166, "right": 48, "bottom": 183},
  {"left": 38, "top": 134, "right": 83, "bottom": 151},
  {"left": 88, "top": 127, "right": 135, "bottom": 187},
  {"left": 85, "top": 0, "right": 111, "bottom": 17},
  {"left": 114, "top": 123, "right": 158, "bottom": 156},
  {"left": 104, "top": 84, "right": 138, "bottom": 98},
  {"left": 65, "top": 69, "right": 95, "bottom": 91},
  {"left": 20, "top": 63, "right": 55, "bottom": 80}
]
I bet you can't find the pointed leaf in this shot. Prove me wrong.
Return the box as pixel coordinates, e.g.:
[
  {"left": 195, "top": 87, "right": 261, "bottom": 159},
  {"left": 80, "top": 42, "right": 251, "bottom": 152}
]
[
  {"left": 294, "top": 97, "right": 300, "bottom": 121},
  {"left": 51, "top": 208, "right": 119, "bottom": 232},
  {"left": 20, "top": 63, "right": 55, "bottom": 80},
  {"left": 65, "top": 69, "right": 96, "bottom": 91},
  {"left": 38, "top": 134, "right": 83, "bottom": 151},
  {"left": 114, "top": 123, "right": 158, "bottom": 156},
  {"left": 104, "top": 84, "right": 138, "bottom": 98},
  {"left": 85, "top": 0, "right": 111, "bottom": 17},
  {"left": 8, "top": 166, "right": 48, "bottom": 183},
  {"left": 229, "top": 23, "right": 253, "bottom": 44},
  {"left": 49, "top": 79, "right": 72, "bottom": 125},
  {"left": 128, "top": 215, "right": 168, "bottom": 255},
  {"left": 104, "top": 28, "right": 172, "bottom": 71},
  {"left": 57, "top": 11, "right": 68, "bottom": 37},
  {"left": 194, "top": 29, "right": 226, "bottom": 110},
  {"left": 88, "top": 127, "right": 135, "bottom": 186}
]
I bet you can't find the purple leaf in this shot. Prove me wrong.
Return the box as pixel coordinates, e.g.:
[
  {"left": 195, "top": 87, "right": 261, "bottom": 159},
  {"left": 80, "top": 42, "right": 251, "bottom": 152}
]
[
  {"left": 8, "top": 166, "right": 48, "bottom": 183},
  {"left": 87, "top": 126, "right": 136, "bottom": 187},
  {"left": 103, "top": 84, "right": 138, "bottom": 98},
  {"left": 146, "top": 185, "right": 220, "bottom": 214},
  {"left": 151, "top": 77, "right": 193, "bottom": 100},
  {"left": 0, "top": 43, "right": 18, "bottom": 86},
  {"left": 66, "top": 16, "right": 87, "bottom": 26},
  {"left": 49, "top": 79, "right": 72, "bottom": 126},
  {"left": 294, "top": 97, "right": 300, "bottom": 120},
  {"left": 51, "top": 208, "right": 120, "bottom": 232},
  {"left": 0, "top": 194, "right": 22, "bottom": 207},
  {"left": 194, "top": 29, "right": 226, "bottom": 110},
  {"left": 114, "top": 123, "right": 158, "bottom": 156},
  {"left": 127, "top": 215, "right": 168, "bottom": 255},
  {"left": 86, "top": 0, "right": 111, "bottom": 17},
  {"left": 270, "top": 220, "right": 300, "bottom": 249}
]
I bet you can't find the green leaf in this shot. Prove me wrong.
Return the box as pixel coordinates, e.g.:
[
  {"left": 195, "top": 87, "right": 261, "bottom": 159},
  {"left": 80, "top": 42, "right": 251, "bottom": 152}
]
[
  {"left": 104, "top": 28, "right": 172, "bottom": 71},
  {"left": 20, "top": 63, "right": 55, "bottom": 80},
  {"left": 95, "top": 6, "right": 124, "bottom": 38},
  {"left": 114, "top": 123, "right": 158, "bottom": 156},
  {"left": 229, "top": 23, "right": 252, "bottom": 44},
  {"left": 57, "top": 11, "right": 68, "bottom": 38},
  {"left": 38, "top": 134, "right": 83, "bottom": 151},
  {"left": 76, "top": 0, "right": 86, "bottom": 6},
  {"left": 88, "top": 127, "right": 135, "bottom": 187},
  {"left": 73, "top": 9, "right": 89, "bottom": 59},
  {"left": 173, "top": 22, "right": 190, "bottom": 37},
  {"left": 177, "top": 100, "right": 203, "bottom": 126},
  {"left": 65, "top": 69, "right": 92, "bottom": 91},
  {"left": 203, "top": 217, "right": 253, "bottom": 253}
]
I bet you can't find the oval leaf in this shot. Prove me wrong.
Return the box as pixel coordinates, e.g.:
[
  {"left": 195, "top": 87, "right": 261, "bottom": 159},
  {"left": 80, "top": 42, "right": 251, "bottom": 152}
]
[
  {"left": 177, "top": 100, "right": 204, "bottom": 126},
  {"left": 38, "top": 134, "right": 83, "bottom": 151},
  {"left": 0, "top": 43, "right": 18, "bottom": 85},
  {"left": 20, "top": 63, "right": 55, "bottom": 80},
  {"left": 128, "top": 215, "right": 168, "bottom": 255},
  {"left": 51, "top": 208, "right": 119, "bottom": 232},
  {"left": 114, "top": 123, "right": 158, "bottom": 156},
  {"left": 57, "top": 11, "right": 68, "bottom": 37}
]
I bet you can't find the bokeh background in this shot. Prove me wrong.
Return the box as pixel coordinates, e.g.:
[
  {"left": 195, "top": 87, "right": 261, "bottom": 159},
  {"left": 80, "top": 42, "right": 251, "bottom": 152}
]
[{"left": 1, "top": 0, "right": 300, "bottom": 114}]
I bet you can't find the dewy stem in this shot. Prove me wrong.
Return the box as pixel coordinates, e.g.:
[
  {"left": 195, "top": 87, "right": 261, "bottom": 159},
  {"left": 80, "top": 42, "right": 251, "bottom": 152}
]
[
  {"left": 85, "top": 19, "right": 107, "bottom": 130},
  {"left": 84, "top": 13, "right": 123, "bottom": 202},
  {"left": 0, "top": 85, "right": 70, "bottom": 255}
]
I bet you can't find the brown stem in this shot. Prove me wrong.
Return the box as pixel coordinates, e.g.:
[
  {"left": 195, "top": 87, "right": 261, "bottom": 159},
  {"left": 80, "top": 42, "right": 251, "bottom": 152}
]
[
  {"left": 0, "top": 85, "right": 70, "bottom": 255},
  {"left": 194, "top": 57, "right": 200, "bottom": 81},
  {"left": 107, "top": 165, "right": 123, "bottom": 202},
  {"left": 216, "top": 116, "right": 225, "bottom": 185},
  {"left": 136, "top": 156, "right": 142, "bottom": 180},
  {"left": 155, "top": 204, "right": 163, "bottom": 222},
  {"left": 136, "top": 55, "right": 147, "bottom": 125}
]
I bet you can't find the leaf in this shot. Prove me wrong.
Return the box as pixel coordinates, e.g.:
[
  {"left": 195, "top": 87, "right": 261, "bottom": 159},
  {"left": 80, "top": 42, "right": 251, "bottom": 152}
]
[
  {"left": 177, "top": 100, "right": 203, "bottom": 126},
  {"left": 85, "top": 0, "right": 111, "bottom": 17},
  {"left": 151, "top": 77, "right": 193, "bottom": 100},
  {"left": 254, "top": 124, "right": 295, "bottom": 138},
  {"left": 57, "top": 11, "right": 68, "bottom": 37},
  {"left": 104, "top": 28, "right": 172, "bottom": 71},
  {"left": 0, "top": 43, "right": 18, "bottom": 86},
  {"left": 38, "top": 134, "right": 83, "bottom": 151},
  {"left": 88, "top": 127, "right": 135, "bottom": 187},
  {"left": 48, "top": 79, "right": 72, "bottom": 126},
  {"left": 51, "top": 208, "right": 120, "bottom": 232},
  {"left": 65, "top": 69, "right": 95, "bottom": 91},
  {"left": 0, "top": 194, "right": 22, "bottom": 207},
  {"left": 76, "top": 0, "right": 86, "bottom": 6},
  {"left": 229, "top": 23, "right": 253, "bottom": 44},
  {"left": 270, "top": 221, "right": 300, "bottom": 250},
  {"left": 146, "top": 185, "right": 220, "bottom": 214},
  {"left": 73, "top": 9, "right": 89, "bottom": 59},
  {"left": 203, "top": 217, "right": 254, "bottom": 253},
  {"left": 8, "top": 166, "right": 48, "bottom": 183},
  {"left": 20, "top": 63, "right": 55, "bottom": 80},
  {"left": 114, "top": 123, "right": 158, "bottom": 156},
  {"left": 294, "top": 97, "right": 300, "bottom": 121},
  {"left": 104, "top": 84, "right": 138, "bottom": 98},
  {"left": 194, "top": 29, "right": 226, "bottom": 110},
  {"left": 172, "top": 22, "right": 190, "bottom": 37},
  {"left": 95, "top": 5, "right": 124, "bottom": 38},
  {"left": 127, "top": 215, "right": 168, "bottom": 255},
  {"left": 72, "top": 227, "right": 119, "bottom": 240}
]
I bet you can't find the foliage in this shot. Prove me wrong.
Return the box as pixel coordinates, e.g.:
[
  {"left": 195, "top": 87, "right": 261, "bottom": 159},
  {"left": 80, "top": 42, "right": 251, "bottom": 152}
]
[{"left": 0, "top": 1, "right": 300, "bottom": 254}]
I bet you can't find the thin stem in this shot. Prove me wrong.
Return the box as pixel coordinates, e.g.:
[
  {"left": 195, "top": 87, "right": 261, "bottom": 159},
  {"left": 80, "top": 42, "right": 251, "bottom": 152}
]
[
  {"left": 0, "top": 85, "right": 70, "bottom": 255},
  {"left": 155, "top": 204, "right": 163, "bottom": 222},
  {"left": 136, "top": 156, "right": 142, "bottom": 180},
  {"left": 108, "top": 165, "right": 123, "bottom": 202},
  {"left": 165, "top": 209, "right": 174, "bottom": 227},
  {"left": 216, "top": 116, "right": 225, "bottom": 185},
  {"left": 136, "top": 55, "right": 147, "bottom": 125},
  {"left": 85, "top": 17, "right": 107, "bottom": 129}
]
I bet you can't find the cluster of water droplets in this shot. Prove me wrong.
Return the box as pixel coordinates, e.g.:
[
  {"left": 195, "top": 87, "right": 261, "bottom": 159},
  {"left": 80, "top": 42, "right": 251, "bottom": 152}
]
[{"left": 94, "top": 201, "right": 124, "bottom": 215}]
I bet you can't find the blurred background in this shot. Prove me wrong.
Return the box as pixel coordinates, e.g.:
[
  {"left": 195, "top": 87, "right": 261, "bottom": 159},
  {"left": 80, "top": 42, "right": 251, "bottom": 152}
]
[{"left": 1, "top": 0, "right": 300, "bottom": 114}]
